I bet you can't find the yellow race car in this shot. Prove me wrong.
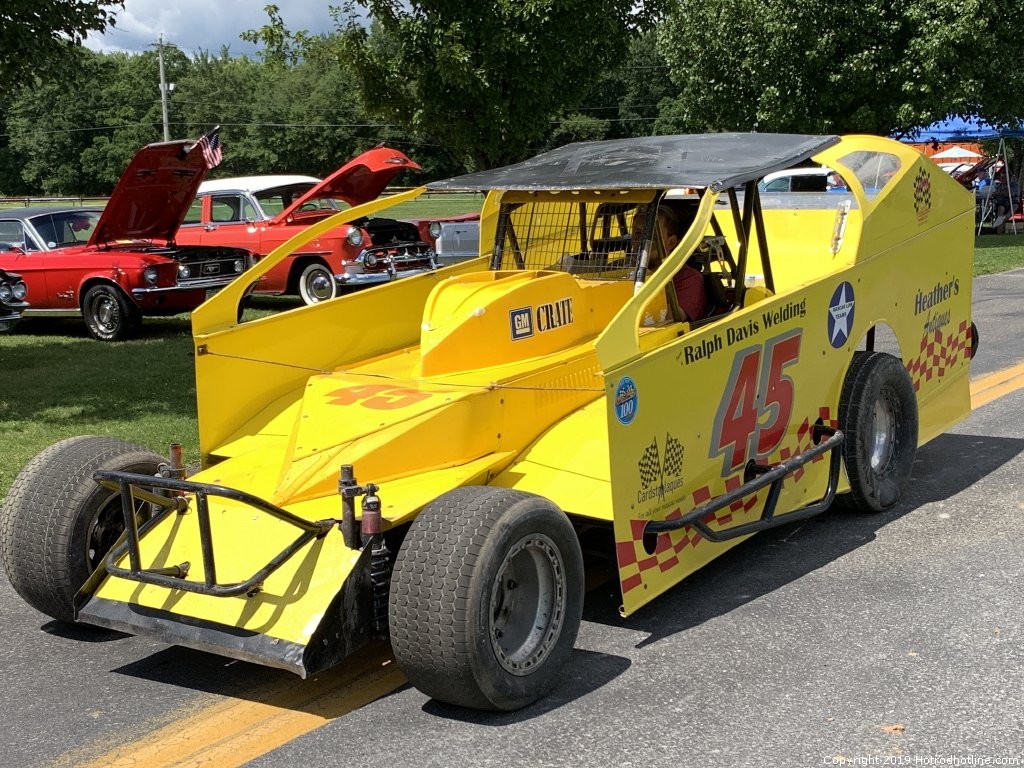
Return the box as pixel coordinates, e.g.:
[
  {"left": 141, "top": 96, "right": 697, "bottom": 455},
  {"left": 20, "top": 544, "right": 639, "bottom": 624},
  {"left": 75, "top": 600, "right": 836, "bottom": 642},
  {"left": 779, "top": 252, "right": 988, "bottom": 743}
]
[{"left": 1, "top": 133, "right": 976, "bottom": 712}]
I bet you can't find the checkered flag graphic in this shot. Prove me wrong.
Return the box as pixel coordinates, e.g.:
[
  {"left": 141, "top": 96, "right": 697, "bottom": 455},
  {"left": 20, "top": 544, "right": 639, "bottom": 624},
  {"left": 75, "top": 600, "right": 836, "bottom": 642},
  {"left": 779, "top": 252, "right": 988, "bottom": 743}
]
[
  {"left": 913, "top": 167, "right": 932, "bottom": 213},
  {"left": 663, "top": 433, "right": 684, "bottom": 477},
  {"left": 638, "top": 438, "right": 661, "bottom": 489}
]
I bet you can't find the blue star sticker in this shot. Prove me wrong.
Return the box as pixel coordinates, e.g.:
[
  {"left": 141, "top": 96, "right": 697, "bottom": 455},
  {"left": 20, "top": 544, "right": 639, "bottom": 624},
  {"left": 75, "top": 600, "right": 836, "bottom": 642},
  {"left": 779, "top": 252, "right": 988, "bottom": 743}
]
[{"left": 828, "top": 282, "right": 855, "bottom": 348}]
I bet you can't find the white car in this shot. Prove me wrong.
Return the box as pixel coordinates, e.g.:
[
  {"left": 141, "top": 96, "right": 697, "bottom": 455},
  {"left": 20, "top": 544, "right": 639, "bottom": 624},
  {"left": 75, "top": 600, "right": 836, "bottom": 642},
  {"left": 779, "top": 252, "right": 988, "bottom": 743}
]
[{"left": 758, "top": 166, "right": 848, "bottom": 192}]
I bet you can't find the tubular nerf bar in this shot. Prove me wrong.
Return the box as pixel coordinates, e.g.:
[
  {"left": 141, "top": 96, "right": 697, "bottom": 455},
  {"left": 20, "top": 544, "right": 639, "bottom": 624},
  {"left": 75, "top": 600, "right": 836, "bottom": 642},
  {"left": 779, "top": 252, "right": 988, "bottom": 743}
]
[
  {"left": 93, "top": 470, "right": 337, "bottom": 597},
  {"left": 645, "top": 426, "right": 844, "bottom": 543}
]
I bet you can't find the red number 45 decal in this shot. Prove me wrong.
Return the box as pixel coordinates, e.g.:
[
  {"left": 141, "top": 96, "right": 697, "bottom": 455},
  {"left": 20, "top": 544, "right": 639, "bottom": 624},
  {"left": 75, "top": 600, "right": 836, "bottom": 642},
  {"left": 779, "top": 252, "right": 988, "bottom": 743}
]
[
  {"left": 711, "top": 329, "right": 802, "bottom": 474},
  {"left": 328, "top": 384, "right": 431, "bottom": 410}
]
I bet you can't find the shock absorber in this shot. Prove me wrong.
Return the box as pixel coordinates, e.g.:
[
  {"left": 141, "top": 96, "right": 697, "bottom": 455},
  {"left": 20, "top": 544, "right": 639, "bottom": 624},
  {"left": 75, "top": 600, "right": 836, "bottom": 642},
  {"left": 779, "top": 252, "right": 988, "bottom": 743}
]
[
  {"left": 339, "top": 465, "right": 392, "bottom": 638},
  {"left": 360, "top": 486, "right": 391, "bottom": 638}
]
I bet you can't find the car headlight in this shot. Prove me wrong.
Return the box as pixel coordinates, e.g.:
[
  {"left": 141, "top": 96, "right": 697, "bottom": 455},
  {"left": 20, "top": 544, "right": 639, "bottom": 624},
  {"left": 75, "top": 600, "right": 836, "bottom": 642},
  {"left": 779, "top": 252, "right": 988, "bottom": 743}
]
[
  {"left": 143, "top": 266, "right": 159, "bottom": 285},
  {"left": 346, "top": 228, "right": 364, "bottom": 247},
  {"left": 365, "top": 253, "right": 377, "bottom": 267},
  {"left": 178, "top": 264, "right": 192, "bottom": 279},
  {"left": 12, "top": 281, "right": 26, "bottom": 301},
  {"left": 234, "top": 258, "right": 245, "bottom": 273},
  {"left": 0, "top": 284, "right": 12, "bottom": 302},
  {"left": 428, "top": 221, "right": 442, "bottom": 239}
]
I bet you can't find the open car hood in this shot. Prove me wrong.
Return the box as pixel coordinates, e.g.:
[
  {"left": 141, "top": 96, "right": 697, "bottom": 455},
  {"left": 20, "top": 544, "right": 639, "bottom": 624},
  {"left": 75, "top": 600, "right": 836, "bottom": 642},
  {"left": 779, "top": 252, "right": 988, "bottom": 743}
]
[
  {"left": 272, "top": 146, "right": 421, "bottom": 225},
  {"left": 89, "top": 139, "right": 210, "bottom": 247}
]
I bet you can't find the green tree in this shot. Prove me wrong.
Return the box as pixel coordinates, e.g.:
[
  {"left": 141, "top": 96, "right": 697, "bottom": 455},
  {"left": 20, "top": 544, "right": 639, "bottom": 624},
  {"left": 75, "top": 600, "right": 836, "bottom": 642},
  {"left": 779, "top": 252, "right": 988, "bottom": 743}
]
[
  {"left": 331, "top": 1, "right": 655, "bottom": 170},
  {"left": 555, "top": 30, "right": 674, "bottom": 145},
  {"left": 0, "top": 0, "right": 123, "bottom": 88},
  {"left": 655, "top": 0, "right": 1024, "bottom": 137}
]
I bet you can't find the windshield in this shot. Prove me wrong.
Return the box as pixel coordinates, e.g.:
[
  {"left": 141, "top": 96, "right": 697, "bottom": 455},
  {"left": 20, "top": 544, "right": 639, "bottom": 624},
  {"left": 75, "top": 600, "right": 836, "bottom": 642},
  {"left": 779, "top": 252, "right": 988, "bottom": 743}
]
[
  {"left": 29, "top": 210, "right": 101, "bottom": 248},
  {"left": 254, "top": 184, "right": 346, "bottom": 217}
]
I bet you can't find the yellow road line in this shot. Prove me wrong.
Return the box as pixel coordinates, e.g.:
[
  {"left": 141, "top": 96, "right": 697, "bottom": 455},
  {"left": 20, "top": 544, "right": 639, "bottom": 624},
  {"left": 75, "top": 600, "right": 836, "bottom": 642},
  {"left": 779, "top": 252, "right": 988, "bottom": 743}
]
[
  {"left": 70, "top": 643, "right": 405, "bottom": 768},
  {"left": 55, "top": 360, "right": 1024, "bottom": 768},
  {"left": 971, "top": 360, "right": 1024, "bottom": 410}
]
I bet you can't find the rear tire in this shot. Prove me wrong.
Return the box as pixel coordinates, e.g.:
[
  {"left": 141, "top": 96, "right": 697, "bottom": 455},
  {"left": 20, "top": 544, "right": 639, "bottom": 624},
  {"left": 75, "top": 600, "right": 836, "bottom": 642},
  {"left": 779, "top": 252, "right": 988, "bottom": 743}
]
[
  {"left": 837, "top": 352, "right": 918, "bottom": 512},
  {"left": 0, "top": 436, "right": 164, "bottom": 622},
  {"left": 389, "top": 486, "right": 584, "bottom": 711},
  {"left": 297, "top": 262, "right": 337, "bottom": 305}
]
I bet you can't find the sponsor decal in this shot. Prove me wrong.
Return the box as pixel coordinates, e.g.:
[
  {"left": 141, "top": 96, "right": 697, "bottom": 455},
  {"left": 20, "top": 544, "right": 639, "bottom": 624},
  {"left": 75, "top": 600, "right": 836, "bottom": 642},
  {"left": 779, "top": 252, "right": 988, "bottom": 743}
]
[
  {"left": 510, "top": 306, "right": 533, "bottom": 340},
  {"left": 509, "top": 297, "right": 575, "bottom": 340},
  {"left": 914, "top": 277, "right": 959, "bottom": 334},
  {"left": 536, "top": 297, "right": 574, "bottom": 332},
  {"left": 827, "top": 282, "right": 855, "bottom": 348},
  {"left": 913, "top": 167, "right": 932, "bottom": 222},
  {"left": 637, "top": 433, "right": 685, "bottom": 505},
  {"left": 675, "top": 298, "right": 806, "bottom": 366},
  {"left": 614, "top": 376, "right": 638, "bottom": 425},
  {"left": 914, "top": 277, "right": 959, "bottom": 315}
]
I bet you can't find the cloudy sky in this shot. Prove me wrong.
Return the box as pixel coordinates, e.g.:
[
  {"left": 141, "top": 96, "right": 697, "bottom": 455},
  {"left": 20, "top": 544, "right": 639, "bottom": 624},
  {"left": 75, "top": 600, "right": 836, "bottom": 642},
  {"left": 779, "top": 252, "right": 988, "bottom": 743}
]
[{"left": 85, "top": 0, "right": 345, "bottom": 57}]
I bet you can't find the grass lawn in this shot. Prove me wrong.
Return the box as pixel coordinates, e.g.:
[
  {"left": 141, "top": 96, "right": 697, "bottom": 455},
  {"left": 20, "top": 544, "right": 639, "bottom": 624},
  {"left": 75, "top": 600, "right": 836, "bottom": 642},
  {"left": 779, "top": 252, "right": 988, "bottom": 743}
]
[
  {"left": 974, "top": 233, "right": 1024, "bottom": 273},
  {"left": 2, "top": 236, "right": 1022, "bottom": 498}
]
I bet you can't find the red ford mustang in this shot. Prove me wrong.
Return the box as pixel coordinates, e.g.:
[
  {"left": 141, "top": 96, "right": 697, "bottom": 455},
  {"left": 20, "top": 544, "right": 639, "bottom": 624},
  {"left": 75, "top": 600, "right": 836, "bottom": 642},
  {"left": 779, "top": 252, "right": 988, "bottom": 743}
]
[
  {"left": 0, "top": 140, "right": 253, "bottom": 341},
  {"left": 175, "top": 146, "right": 455, "bottom": 304}
]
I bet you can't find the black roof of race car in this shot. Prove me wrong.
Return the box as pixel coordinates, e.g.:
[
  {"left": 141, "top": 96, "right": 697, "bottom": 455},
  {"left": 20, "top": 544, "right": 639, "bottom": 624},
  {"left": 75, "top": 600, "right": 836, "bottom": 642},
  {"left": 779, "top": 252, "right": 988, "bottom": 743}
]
[{"left": 427, "top": 133, "right": 841, "bottom": 193}]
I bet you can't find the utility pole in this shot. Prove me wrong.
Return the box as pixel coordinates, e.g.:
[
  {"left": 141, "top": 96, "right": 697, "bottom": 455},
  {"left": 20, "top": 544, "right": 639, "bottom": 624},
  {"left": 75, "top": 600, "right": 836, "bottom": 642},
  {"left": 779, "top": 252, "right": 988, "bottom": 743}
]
[{"left": 158, "top": 34, "right": 170, "bottom": 142}]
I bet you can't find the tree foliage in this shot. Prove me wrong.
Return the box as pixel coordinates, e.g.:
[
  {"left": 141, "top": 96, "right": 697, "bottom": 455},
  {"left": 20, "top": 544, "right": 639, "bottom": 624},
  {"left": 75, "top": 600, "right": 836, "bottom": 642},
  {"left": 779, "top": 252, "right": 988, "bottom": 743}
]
[
  {"left": 7, "top": 1, "right": 1024, "bottom": 195},
  {"left": 655, "top": 0, "right": 1024, "bottom": 136},
  {"left": 0, "top": 0, "right": 123, "bottom": 88},
  {"left": 332, "top": 0, "right": 649, "bottom": 169}
]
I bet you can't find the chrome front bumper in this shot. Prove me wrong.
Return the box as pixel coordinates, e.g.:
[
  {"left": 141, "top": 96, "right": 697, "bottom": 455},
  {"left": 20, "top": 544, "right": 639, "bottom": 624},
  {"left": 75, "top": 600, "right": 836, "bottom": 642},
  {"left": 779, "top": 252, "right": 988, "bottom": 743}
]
[
  {"left": 335, "top": 265, "right": 436, "bottom": 286},
  {"left": 130, "top": 275, "right": 239, "bottom": 298}
]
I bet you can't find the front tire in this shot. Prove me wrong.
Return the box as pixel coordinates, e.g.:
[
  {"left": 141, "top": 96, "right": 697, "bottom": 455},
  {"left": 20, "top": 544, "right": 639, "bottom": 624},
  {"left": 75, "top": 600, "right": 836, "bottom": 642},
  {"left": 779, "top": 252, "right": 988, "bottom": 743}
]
[
  {"left": 297, "top": 262, "right": 337, "bottom": 305},
  {"left": 389, "top": 486, "right": 584, "bottom": 711},
  {"left": 0, "top": 436, "right": 164, "bottom": 622},
  {"left": 81, "top": 284, "right": 141, "bottom": 341},
  {"left": 838, "top": 351, "right": 919, "bottom": 512}
]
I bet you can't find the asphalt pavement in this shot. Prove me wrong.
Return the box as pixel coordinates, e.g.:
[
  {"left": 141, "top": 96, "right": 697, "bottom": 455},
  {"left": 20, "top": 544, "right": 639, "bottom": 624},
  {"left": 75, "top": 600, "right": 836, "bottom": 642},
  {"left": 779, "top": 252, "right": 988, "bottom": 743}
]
[{"left": 1, "top": 270, "right": 1022, "bottom": 768}]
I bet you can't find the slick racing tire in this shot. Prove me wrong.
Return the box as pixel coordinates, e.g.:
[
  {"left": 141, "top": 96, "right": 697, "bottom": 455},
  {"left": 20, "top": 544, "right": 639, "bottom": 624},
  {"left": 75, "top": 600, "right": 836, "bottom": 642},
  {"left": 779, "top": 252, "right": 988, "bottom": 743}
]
[
  {"left": 389, "top": 486, "right": 584, "bottom": 711},
  {"left": 0, "top": 436, "right": 164, "bottom": 622},
  {"left": 81, "top": 283, "right": 142, "bottom": 342},
  {"left": 837, "top": 351, "right": 919, "bottom": 513},
  {"left": 297, "top": 262, "right": 338, "bottom": 305}
]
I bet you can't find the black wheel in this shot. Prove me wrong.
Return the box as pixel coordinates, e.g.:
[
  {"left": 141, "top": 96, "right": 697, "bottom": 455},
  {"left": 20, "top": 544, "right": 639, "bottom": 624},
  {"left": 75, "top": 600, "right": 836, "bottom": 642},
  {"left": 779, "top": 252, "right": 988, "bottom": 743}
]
[
  {"left": 297, "top": 262, "right": 337, "bottom": 305},
  {"left": 837, "top": 351, "right": 919, "bottom": 512},
  {"left": 389, "top": 486, "right": 584, "bottom": 711},
  {"left": 0, "top": 436, "right": 164, "bottom": 622},
  {"left": 81, "top": 284, "right": 141, "bottom": 341},
  {"left": 969, "top": 321, "right": 980, "bottom": 359}
]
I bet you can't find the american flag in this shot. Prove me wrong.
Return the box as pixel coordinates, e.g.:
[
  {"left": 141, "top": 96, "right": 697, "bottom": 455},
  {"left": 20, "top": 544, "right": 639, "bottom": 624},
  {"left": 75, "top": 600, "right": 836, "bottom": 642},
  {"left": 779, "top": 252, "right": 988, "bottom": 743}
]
[{"left": 194, "top": 127, "right": 223, "bottom": 169}]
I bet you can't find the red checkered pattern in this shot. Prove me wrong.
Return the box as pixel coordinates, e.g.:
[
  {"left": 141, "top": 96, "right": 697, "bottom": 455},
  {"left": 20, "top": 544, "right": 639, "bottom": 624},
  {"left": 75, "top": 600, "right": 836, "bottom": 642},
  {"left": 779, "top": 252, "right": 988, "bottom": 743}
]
[
  {"left": 617, "top": 408, "right": 835, "bottom": 595},
  {"left": 905, "top": 320, "right": 970, "bottom": 392},
  {"left": 777, "top": 408, "right": 837, "bottom": 485}
]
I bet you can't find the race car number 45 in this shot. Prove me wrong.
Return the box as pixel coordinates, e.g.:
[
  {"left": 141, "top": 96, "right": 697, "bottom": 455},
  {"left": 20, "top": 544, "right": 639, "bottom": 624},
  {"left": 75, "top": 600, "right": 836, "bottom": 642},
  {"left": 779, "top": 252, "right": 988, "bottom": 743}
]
[{"left": 711, "top": 329, "right": 802, "bottom": 474}]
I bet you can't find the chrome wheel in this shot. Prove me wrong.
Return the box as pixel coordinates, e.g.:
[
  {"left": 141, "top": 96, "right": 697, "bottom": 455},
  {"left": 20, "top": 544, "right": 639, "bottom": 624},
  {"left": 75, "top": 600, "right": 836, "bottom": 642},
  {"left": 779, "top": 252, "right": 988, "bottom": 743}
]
[
  {"left": 298, "top": 263, "right": 337, "bottom": 304},
  {"left": 869, "top": 390, "right": 898, "bottom": 471},
  {"left": 81, "top": 284, "right": 139, "bottom": 341}
]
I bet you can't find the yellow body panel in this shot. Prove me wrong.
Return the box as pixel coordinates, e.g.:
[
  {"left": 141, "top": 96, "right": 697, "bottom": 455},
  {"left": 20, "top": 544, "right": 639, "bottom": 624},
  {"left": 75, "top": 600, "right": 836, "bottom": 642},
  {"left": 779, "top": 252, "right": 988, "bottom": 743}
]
[
  {"left": 597, "top": 136, "right": 974, "bottom": 615},
  {"left": 85, "top": 134, "right": 974, "bottom": 661}
]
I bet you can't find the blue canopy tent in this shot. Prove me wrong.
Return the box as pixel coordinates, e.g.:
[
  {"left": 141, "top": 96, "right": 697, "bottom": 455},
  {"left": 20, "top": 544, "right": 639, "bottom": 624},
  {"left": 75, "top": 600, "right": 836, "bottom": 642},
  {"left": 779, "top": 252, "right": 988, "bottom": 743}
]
[
  {"left": 901, "top": 117, "right": 1024, "bottom": 233},
  {"left": 900, "top": 116, "right": 1024, "bottom": 142}
]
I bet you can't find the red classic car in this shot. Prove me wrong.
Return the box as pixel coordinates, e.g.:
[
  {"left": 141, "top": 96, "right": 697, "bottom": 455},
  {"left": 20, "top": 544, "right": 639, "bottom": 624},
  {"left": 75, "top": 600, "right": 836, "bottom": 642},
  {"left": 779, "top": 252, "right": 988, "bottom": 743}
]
[
  {"left": 174, "top": 147, "right": 448, "bottom": 304},
  {"left": 0, "top": 140, "right": 253, "bottom": 341}
]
